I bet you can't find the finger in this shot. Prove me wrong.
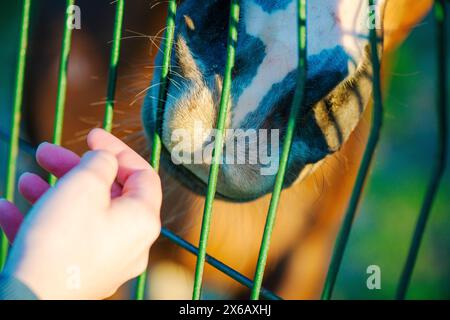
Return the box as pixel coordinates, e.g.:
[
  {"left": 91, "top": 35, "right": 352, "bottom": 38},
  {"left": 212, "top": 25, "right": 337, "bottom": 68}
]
[
  {"left": 115, "top": 150, "right": 153, "bottom": 186},
  {"left": 54, "top": 150, "right": 119, "bottom": 203},
  {"left": 0, "top": 199, "right": 24, "bottom": 243},
  {"left": 87, "top": 128, "right": 150, "bottom": 184},
  {"left": 113, "top": 168, "right": 162, "bottom": 215},
  {"left": 111, "top": 182, "right": 122, "bottom": 199},
  {"left": 87, "top": 128, "right": 144, "bottom": 160},
  {"left": 36, "top": 142, "right": 80, "bottom": 178},
  {"left": 111, "top": 194, "right": 161, "bottom": 252},
  {"left": 18, "top": 172, "right": 50, "bottom": 204},
  {"left": 36, "top": 142, "right": 123, "bottom": 198}
]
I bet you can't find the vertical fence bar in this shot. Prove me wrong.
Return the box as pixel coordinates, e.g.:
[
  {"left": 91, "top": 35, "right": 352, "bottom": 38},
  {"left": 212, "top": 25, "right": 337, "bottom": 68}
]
[
  {"left": 250, "top": 0, "right": 307, "bottom": 300},
  {"left": 396, "top": 0, "right": 448, "bottom": 300},
  {"left": 49, "top": 0, "right": 75, "bottom": 186},
  {"left": 0, "top": 0, "right": 32, "bottom": 270},
  {"left": 134, "top": 0, "right": 177, "bottom": 300},
  {"left": 321, "top": 0, "right": 383, "bottom": 300},
  {"left": 192, "top": 0, "right": 240, "bottom": 300},
  {"left": 103, "top": 0, "right": 125, "bottom": 132}
]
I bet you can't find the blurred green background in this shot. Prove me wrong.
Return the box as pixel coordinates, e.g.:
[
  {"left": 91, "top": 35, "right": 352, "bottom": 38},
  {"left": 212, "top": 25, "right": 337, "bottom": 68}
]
[
  {"left": 334, "top": 12, "right": 450, "bottom": 299},
  {"left": 0, "top": 2, "right": 449, "bottom": 300}
]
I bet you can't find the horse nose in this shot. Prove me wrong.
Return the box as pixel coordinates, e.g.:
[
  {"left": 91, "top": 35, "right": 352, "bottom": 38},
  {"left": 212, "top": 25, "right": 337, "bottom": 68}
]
[{"left": 162, "top": 82, "right": 218, "bottom": 156}]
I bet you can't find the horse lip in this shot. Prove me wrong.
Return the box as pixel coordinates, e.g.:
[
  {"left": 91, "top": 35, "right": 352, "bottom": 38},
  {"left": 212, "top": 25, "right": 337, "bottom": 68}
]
[{"left": 159, "top": 144, "right": 263, "bottom": 203}]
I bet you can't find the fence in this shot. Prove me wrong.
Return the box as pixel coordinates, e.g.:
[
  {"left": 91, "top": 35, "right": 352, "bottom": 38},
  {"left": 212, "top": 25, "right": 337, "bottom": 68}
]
[{"left": 0, "top": 0, "right": 447, "bottom": 300}]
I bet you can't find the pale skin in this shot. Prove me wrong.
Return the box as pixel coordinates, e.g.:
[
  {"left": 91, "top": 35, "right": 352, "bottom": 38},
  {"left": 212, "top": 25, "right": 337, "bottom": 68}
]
[{"left": 0, "top": 129, "right": 162, "bottom": 299}]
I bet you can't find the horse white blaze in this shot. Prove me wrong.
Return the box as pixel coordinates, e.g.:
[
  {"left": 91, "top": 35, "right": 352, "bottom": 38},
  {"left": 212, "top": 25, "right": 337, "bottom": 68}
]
[{"left": 232, "top": 0, "right": 383, "bottom": 127}]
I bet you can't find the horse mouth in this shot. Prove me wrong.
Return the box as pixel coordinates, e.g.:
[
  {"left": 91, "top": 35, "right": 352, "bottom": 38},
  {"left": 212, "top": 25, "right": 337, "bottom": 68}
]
[{"left": 159, "top": 144, "right": 263, "bottom": 203}]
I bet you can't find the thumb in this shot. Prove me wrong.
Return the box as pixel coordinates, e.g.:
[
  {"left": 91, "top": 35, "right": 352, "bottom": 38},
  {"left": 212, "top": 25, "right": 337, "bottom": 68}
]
[{"left": 55, "top": 150, "right": 119, "bottom": 201}]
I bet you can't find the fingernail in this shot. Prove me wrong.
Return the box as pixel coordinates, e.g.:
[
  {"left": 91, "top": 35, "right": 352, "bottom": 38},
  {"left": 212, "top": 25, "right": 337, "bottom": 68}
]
[
  {"left": 36, "top": 141, "right": 51, "bottom": 153},
  {"left": 18, "top": 171, "right": 33, "bottom": 183}
]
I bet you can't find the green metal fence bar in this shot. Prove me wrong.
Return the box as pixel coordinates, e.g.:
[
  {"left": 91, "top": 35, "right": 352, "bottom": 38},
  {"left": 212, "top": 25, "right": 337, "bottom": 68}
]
[
  {"left": 0, "top": 130, "right": 35, "bottom": 158},
  {"left": 134, "top": 0, "right": 177, "bottom": 300},
  {"left": 161, "top": 228, "right": 281, "bottom": 300},
  {"left": 49, "top": 0, "right": 75, "bottom": 186},
  {"left": 192, "top": 0, "right": 240, "bottom": 300},
  {"left": 103, "top": 0, "right": 125, "bottom": 132},
  {"left": 396, "top": 0, "right": 448, "bottom": 300},
  {"left": 321, "top": 0, "right": 383, "bottom": 300},
  {"left": 0, "top": 0, "right": 32, "bottom": 270},
  {"left": 250, "top": 0, "right": 307, "bottom": 300}
]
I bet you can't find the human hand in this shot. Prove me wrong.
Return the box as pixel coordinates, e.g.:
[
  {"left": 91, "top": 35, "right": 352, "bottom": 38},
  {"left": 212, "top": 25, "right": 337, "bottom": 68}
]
[{"left": 0, "top": 129, "right": 162, "bottom": 299}]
